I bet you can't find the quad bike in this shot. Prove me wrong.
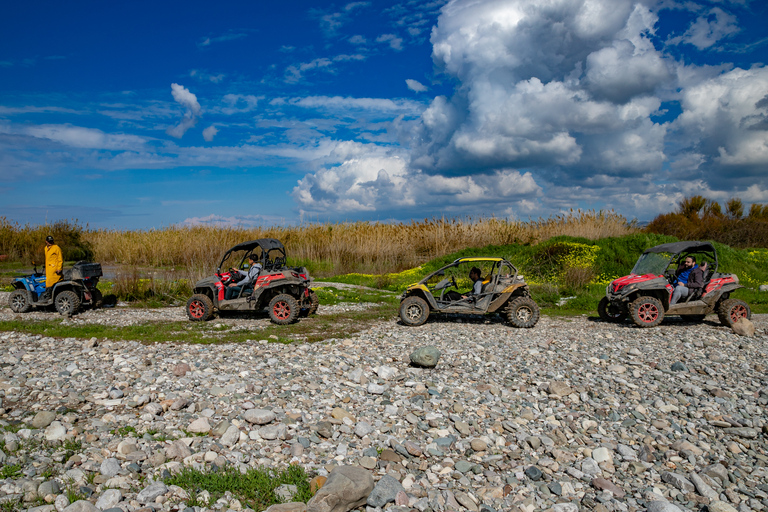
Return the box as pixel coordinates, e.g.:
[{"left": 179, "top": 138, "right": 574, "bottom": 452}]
[
  {"left": 186, "top": 238, "right": 318, "bottom": 324},
  {"left": 399, "top": 257, "right": 540, "bottom": 328},
  {"left": 8, "top": 261, "right": 103, "bottom": 316},
  {"left": 599, "top": 241, "right": 750, "bottom": 328}
]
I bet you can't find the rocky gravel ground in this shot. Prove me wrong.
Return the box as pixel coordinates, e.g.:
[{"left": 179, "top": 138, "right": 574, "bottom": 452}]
[{"left": 0, "top": 301, "right": 766, "bottom": 512}]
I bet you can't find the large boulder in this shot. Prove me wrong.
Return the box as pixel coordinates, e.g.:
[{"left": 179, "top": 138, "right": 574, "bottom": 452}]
[
  {"left": 306, "top": 466, "right": 373, "bottom": 512},
  {"left": 410, "top": 346, "right": 440, "bottom": 368},
  {"left": 732, "top": 318, "right": 755, "bottom": 337}
]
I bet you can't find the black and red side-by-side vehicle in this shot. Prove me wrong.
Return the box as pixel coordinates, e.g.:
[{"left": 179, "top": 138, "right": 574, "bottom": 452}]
[
  {"left": 186, "top": 238, "right": 318, "bottom": 324},
  {"left": 598, "top": 241, "right": 751, "bottom": 328}
]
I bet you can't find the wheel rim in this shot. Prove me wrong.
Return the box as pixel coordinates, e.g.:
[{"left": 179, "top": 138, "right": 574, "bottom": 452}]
[
  {"left": 58, "top": 297, "right": 71, "bottom": 312},
  {"left": 189, "top": 300, "right": 205, "bottom": 319},
  {"left": 406, "top": 304, "right": 422, "bottom": 320},
  {"left": 516, "top": 306, "right": 532, "bottom": 322},
  {"left": 11, "top": 294, "right": 26, "bottom": 310},
  {"left": 637, "top": 302, "right": 659, "bottom": 323},
  {"left": 730, "top": 304, "right": 748, "bottom": 322},
  {"left": 273, "top": 301, "right": 291, "bottom": 319},
  {"left": 607, "top": 304, "right": 623, "bottom": 319}
]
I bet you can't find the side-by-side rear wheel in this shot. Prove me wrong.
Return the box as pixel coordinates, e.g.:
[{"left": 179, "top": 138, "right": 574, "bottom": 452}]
[
  {"left": 187, "top": 294, "right": 214, "bottom": 321},
  {"left": 300, "top": 290, "right": 319, "bottom": 317},
  {"left": 598, "top": 297, "right": 627, "bottom": 323},
  {"left": 629, "top": 296, "right": 664, "bottom": 327},
  {"left": 717, "top": 299, "right": 751, "bottom": 327},
  {"left": 400, "top": 296, "right": 429, "bottom": 326},
  {"left": 9, "top": 290, "right": 32, "bottom": 313},
  {"left": 269, "top": 294, "right": 299, "bottom": 325},
  {"left": 506, "top": 296, "right": 540, "bottom": 328}
]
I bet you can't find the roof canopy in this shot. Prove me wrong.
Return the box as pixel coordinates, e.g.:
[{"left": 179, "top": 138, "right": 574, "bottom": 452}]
[
  {"left": 643, "top": 241, "right": 716, "bottom": 255},
  {"left": 227, "top": 238, "right": 285, "bottom": 253}
]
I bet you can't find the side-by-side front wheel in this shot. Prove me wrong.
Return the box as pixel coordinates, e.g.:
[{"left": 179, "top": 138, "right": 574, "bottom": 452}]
[
  {"left": 598, "top": 297, "right": 627, "bottom": 323},
  {"left": 400, "top": 296, "right": 429, "bottom": 326},
  {"left": 717, "top": 298, "right": 751, "bottom": 327},
  {"left": 55, "top": 290, "right": 81, "bottom": 316},
  {"left": 629, "top": 296, "right": 664, "bottom": 327},
  {"left": 269, "top": 294, "right": 299, "bottom": 325},
  {"left": 9, "top": 290, "right": 32, "bottom": 313},
  {"left": 187, "top": 294, "right": 214, "bottom": 321},
  {"left": 506, "top": 296, "right": 540, "bottom": 328}
]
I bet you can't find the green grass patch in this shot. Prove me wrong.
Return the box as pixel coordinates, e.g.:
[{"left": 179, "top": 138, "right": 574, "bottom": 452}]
[
  {"left": 164, "top": 464, "right": 312, "bottom": 511},
  {"left": 0, "top": 300, "right": 398, "bottom": 344},
  {"left": 113, "top": 425, "right": 137, "bottom": 437},
  {"left": 0, "top": 464, "right": 22, "bottom": 479}
]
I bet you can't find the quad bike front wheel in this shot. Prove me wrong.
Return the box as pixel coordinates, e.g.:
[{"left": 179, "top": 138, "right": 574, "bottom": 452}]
[
  {"left": 506, "top": 296, "right": 540, "bottom": 328},
  {"left": 598, "top": 297, "right": 627, "bottom": 323},
  {"left": 187, "top": 294, "right": 214, "bottom": 321},
  {"left": 400, "top": 296, "right": 429, "bottom": 326},
  {"left": 55, "top": 290, "right": 81, "bottom": 316},
  {"left": 9, "top": 290, "right": 32, "bottom": 313},
  {"left": 300, "top": 290, "right": 319, "bottom": 317},
  {"left": 269, "top": 294, "right": 299, "bottom": 325},
  {"left": 717, "top": 299, "right": 751, "bottom": 327},
  {"left": 629, "top": 296, "right": 664, "bottom": 327}
]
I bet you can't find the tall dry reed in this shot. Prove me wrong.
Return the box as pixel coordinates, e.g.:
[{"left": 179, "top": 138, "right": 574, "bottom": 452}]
[{"left": 83, "top": 210, "right": 634, "bottom": 277}]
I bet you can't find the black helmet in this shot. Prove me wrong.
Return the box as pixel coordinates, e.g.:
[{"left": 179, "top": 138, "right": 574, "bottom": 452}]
[{"left": 45, "top": 236, "right": 54, "bottom": 244}]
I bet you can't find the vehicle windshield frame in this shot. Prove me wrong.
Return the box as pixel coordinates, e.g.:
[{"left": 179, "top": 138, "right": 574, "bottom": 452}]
[{"left": 631, "top": 252, "right": 672, "bottom": 276}]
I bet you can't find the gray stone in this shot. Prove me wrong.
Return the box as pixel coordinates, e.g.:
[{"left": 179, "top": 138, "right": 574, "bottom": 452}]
[
  {"left": 136, "top": 482, "right": 168, "bottom": 504},
  {"left": 367, "top": 383, "right": 385, "bottom": 394},
  {"left": 95, "top": 489, "right": 122, "bottom": 510},
  {"left": 143, "top": 403, "right": 164, "bottom": 415},
  {"left": 211, "top": 420, "right": 231, "bottom": 437},
  {"left": 661, "top": 472, "right": 695, "bottom": 492},
  {"left": 31, "top": 411, "right": 56, "bottom": 429},
  {"left": 690, "top": 473, "right": 718, "bottom": 501},
  {"left": 410, "top": 346, "right": 441, "bottom": 367},
  {"left": 188, "top": 417, "right": 211, "bottom": 433},
  {"left": 552, "top": 504, "right": 579, "bottom": 512},
  {"left": 592, "top": 446, "right": 612, "bottom": 463},
  {"left": 709, "top": 501, "right": 739, "bottom": 512},
  {"left": 454, "top": 491, "right": 478, "bottom": 512},
  {"left": 62, "top": 501, "right": 98, "bottom": 512},
  {"left": 646, "top": 501, "right": 685, "bottom": 512},
  {"left": 723, "top": 427, "right": 758, "bottom": 438},
  {"left": 166, "top": 440, "right": 192, "bottom": 460},
  {"left": 548, "top": 381, "right": 572, "bottom": 396},
  {"left": 732, "top": 318, "right": 755, "bottom": 337},
  {"left": 265, "top": 504, "right": 307, "bottom": 512},
  {"left": 220, "top": 425, "right": 240, "bottom": 447},
  {"left": 44, "top": 421, "right": 67, "bottom": 441},
  {"left": 37, "top": 480, "right": 61, "bottom": 497},
  {"left": 54, "top": 494, "right": 69, "bottom": 512},
  {"left": 524, "top": 466, "right": 542, "bottom": 481},
  {"left": 455, "top": 460, "right": 474, "bottom": 473},
  {"left": 244, "top": 409, "right": 276, "bottom": 425},
  {"left": 367, "top": 475, "right": 404, "bottom": 508},
  {"left": 276, "top": 484, "right": 298, "bottom": 501},
  {"left": 100, "top": 457, "right": 121, "bottom": 477},
  {"left": 354, "top": 421, "right": 374, "bottom": 438},
  {"left": 671, "top": 362, "right": 688, "bottom": 372},
  {"left": 306, "top": 465, "right": 374, "bottom": 512}
]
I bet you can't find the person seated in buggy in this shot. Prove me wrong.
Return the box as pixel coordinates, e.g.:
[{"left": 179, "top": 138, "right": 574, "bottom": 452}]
[
  {"left": 443, "top": 267, "right": 483, "bottom": 301},
  {"left": 670, "top": 255, "right": 708, "bottom": 305},
  {"left": 225, "top": 254, "right": 262, "bottom": 300}
]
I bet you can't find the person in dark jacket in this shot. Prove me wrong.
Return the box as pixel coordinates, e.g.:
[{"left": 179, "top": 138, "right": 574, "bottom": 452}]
[{"left": 670, "top": 256, "right": 708, "bottom": 304}]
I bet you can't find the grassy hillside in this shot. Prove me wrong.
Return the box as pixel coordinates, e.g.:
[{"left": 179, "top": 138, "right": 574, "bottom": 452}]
[{"left": 327, "top": 233, "right": 768, "bottom": 314}]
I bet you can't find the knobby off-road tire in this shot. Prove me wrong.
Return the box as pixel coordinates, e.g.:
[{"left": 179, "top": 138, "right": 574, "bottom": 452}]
[
  {"left": 400, "top": 296, "right": 429, "bottom": 326},
  {"left": 269, "top": 294, "right": 299, "bottom": 325},
  {"left": 55, "top": 290, "right": 81, "bottom": 316},
  {"left": 300, "top": 290, "right": 319, "bottom": 317},
  {"left": 717, "top": 298, "right": 751, "bottom": 327},
  {"left": 187, "top": 294, "right": 214, "bottom": 321},
  {"left": 629, "top": 296, "right": 664, "bottom": 327},
  {"left": 506, "top": 296, "right": 540, "bottom": 328},
  {"left": 9, "top": 290, "right": 32, "bottom": 313},
  {"left": 598, "top": 297, "right": 627, "bottom": 323}
]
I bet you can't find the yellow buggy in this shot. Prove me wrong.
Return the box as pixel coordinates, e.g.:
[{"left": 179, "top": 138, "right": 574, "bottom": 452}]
[{"left": 399, "top": 257, "right": 540, "bottom": 328}]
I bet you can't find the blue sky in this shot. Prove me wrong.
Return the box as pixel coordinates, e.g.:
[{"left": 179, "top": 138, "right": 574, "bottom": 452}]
[{"left": 1, "top": 0, "right": 767, "bottom": 229}]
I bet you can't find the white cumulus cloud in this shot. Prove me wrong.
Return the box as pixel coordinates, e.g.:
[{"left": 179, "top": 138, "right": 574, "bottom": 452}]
[
  {"left": 166, "top": 83, "right": 201, "bottom": 138},
  {"left": 202, "top": 125, "right": 218, "bottom": 142},
  {"left": 406, "top": 79, "right": 428, "bottom": 92}
]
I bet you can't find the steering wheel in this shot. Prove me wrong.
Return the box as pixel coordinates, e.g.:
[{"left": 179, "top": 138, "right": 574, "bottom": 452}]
[{"left": 451, "top": 275, "right": 457, "bottom": 289}]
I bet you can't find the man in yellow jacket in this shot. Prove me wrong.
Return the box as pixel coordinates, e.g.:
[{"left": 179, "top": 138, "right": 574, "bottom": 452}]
[{"left": 44, "top": 236, "right": 63, "bottom": 298}]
